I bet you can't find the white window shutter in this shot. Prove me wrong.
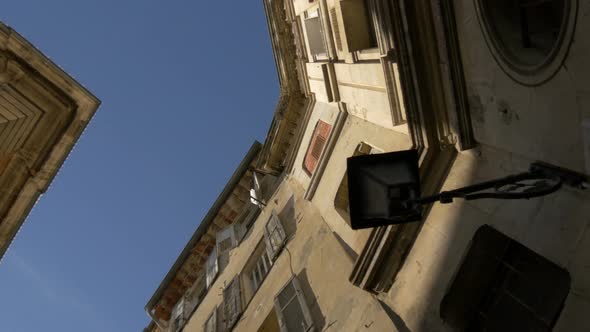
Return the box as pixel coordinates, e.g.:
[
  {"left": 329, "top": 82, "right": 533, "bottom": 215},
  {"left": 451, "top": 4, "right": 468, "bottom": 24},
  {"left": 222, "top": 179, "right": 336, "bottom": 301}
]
[
  {"left": 264, "top": 210, "right": 287, "bottom": 259},
  {"left": 217, "top": 225, "right": 237, "bottom": 254},
  {"left": 292, "top": 277, "right": 314, "bottom": 330},
  {"left": 274, "top": 277, "right": 315, "bottom": 332},
  {"left": 235, "top": 222, "right": 246, "bottom": 243},
  {"left": 223, "top": 275, "right": 242, "bottom": 330},
  {"left": 206, "top": 247, "right": 219, "bottom": 289},
  {"left": 204, "top": 307, "right": 217, "bottom": 332},
  {"left": 171, "top": 297, "right": 185, "bottom": 331}
]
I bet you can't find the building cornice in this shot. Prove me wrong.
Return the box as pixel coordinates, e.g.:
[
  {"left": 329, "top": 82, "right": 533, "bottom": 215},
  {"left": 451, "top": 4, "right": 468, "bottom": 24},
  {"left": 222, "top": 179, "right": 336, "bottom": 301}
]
[
  {"left": 0, "top": 23, "right": 100, "bottom": 261},
  {"left": 259, "top": 0, "right": 310, "bottom": 174},
  {"left": 145, "top": 142, "right": 262, "bottom": 320}
]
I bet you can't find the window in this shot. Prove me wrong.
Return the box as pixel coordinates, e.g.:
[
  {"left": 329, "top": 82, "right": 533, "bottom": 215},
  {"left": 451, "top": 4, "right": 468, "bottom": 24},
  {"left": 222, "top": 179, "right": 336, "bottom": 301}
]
[
  {"left": 240, "top": 240, "right": 277, "bottom": 307},
  {"left": 250, "top": 246, "right": 273, "bottom": 292},
  {"left": 362, "top": 0, "right": 377, "bottom": 49},
  {"left": 338, "top": 0, "right": 378, "bottom": 52},
  {"left": 334, "top": 143, "right": 376, "bottom": 222},
  {"left": 274, "top": 277, "right": 314, "bottom": 332},
  {"left": 184, "top": 274, "right": 207, "bottom": 316},
  {"left": 476, "top": 0, "right": 576, "bottom": 85},
  {"left": 204, "top": 307, "right": 217, "bottom": 332},
  {"left": 216, "top": 224, "right": 240, "bottom": 253},
  {"left": 304, "top": 9, "right": 328, "bottom": 58},
  {"left": 223, "top": 275, "right": 243, "bottom": 330},
  {"left": 216, "top": 224, "right": 242, "bottom": 271},
  {"left": 171, "top": 298, "right": 185, "bottom": 332},
  {"left": 264, "top": 209, "right": 287, "bottom": 259},
  {"left": 206, "top": 247, "right": 219, "bottom": 289},
  {"left": 303, "top": 120, "right": 332, "bottom": 175},
  {"left": 441, "top": 225, "right": 570, "bottom": 331}
]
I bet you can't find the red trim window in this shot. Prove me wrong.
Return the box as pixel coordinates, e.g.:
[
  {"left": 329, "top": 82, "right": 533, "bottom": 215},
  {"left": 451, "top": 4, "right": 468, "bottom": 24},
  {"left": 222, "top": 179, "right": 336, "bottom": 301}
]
[{"left": 304, "top": 120, "right": 332, "bottom": 174}]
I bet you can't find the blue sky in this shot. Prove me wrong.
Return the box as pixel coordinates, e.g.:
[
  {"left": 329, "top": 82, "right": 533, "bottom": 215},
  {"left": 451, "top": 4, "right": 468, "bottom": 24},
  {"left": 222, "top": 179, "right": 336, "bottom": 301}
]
[{"left": 0, "top": 1, "right": 278, "bottom": 331}]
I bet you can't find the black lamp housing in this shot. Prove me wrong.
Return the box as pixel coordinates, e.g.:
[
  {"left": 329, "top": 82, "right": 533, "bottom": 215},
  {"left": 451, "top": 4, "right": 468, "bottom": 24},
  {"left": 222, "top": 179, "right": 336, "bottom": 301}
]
[
  {"left": 347, "top": 149, "right": 423, "bottom": 230},
  {"left": 346, "top": 148, "right": 587, "bottom": 230}
]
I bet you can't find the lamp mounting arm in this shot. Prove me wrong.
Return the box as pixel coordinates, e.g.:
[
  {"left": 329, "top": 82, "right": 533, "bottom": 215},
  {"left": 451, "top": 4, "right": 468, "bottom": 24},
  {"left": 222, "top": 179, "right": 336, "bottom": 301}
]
[{"left": 410, "top": 161, "right": 588, "bottom": 206}]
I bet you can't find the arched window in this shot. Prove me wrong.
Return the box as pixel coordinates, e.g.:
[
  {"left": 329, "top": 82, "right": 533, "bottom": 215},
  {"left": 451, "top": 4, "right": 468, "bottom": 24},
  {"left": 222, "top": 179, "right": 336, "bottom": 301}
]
[{"left": 476, "top": 0, "right": 577, "bottom": 85}]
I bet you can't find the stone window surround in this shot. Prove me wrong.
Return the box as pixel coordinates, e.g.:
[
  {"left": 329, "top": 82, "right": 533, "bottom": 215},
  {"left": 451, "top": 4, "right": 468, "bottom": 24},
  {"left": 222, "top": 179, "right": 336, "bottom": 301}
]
[
  {"left": 303, "top": 119, "right": 333, "bottom": 175},
  {"left": 474, "top": 0, "right": 578, "bottom": 86},
  {"left": 440, "top": 225, "right": 571, "bottom": 331}
]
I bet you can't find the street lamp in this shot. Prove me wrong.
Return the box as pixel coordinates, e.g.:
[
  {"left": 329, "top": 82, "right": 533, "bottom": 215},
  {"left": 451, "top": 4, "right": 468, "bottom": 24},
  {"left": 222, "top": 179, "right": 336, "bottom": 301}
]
[{"left": 347, "top": 149, "right": 588, "bottom": 230}]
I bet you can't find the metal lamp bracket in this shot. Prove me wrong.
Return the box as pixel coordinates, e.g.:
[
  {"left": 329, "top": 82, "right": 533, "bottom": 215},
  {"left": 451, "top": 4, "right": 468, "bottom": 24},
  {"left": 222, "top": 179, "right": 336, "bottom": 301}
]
[{"left": 412, "top": 161, "right": 588, "bottom": 206}]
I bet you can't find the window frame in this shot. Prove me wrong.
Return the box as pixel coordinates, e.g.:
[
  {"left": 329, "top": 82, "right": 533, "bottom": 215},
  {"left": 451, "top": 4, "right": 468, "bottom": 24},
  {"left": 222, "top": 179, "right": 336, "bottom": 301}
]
[
  {"left": 334, "top": 142, "right": 380, "bottom": 223},
  {"left": 440, "top": 225, "right": 571, "bottom": 331},
  {"left": 250, "top": 247, "right": 272, "bottom": 292},
  {"left": 203, "top": 307, "right": 217, "bottom": 332},
  {"left": 302, "top": 120, "right": 332, "bottom": 176},
  {"left": 475, "top": 0, "right": 577, "bottom": 86},
  {"left": 205, "top": 247, "right": 219, "bottom": 289},
  {"left": 274, "top": 276, "right": 315, "bottom": 332},
  {"left": 223, "top": 275, "right": 243, "bottom": 330},
  {"left": 171, "top": 297, "right": 185, "bottom": 332},
  {"left": 303, "top": 7, "right": 329, "bottom": 62},
  {"left": 264, "top": 209, "right": 287, "bottom": 260}
]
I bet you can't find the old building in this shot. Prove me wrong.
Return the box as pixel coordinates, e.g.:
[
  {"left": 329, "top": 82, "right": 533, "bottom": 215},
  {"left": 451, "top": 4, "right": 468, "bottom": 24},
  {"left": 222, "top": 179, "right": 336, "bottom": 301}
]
[
  {"left": 144, "top": 0, "right": 590, "bottom": 331},
  {"left": 0, "top": 23, "right": 100, "bottom": 260}
]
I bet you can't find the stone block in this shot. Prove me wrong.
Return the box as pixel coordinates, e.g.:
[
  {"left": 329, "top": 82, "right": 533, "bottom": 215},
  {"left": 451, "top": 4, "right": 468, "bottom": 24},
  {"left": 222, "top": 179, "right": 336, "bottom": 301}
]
[{"left": 523, "top": 188, "right": 590, "bottom": 266}]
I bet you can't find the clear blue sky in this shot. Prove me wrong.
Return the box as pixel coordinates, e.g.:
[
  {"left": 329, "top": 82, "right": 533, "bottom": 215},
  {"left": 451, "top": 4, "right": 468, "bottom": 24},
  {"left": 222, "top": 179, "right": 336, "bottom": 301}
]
[{"left": 0, "top": 1, "right": 278, "bottom": 331}]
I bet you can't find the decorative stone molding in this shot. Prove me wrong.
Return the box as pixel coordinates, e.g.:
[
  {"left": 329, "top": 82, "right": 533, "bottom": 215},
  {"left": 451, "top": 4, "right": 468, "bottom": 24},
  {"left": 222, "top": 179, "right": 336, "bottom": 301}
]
[
  {"left": 350, "top": 0, "right": 463, "bottom": 293},
  {"left": 0, "top": 55, "right": 24, "bottom": 85},
  {"left": 0, "top": 23, "right": 100, "bottom": 261}
]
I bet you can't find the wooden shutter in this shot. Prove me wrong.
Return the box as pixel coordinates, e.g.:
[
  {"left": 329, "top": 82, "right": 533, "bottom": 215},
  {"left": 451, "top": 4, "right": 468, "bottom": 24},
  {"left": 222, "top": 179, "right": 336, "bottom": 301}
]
[
  {"left": 264, "top": 209, "right": 287, "bottom": 259},
  {"left": 171, "top": 297, "right": 185, "bottom": 331},
  {"left": 204, "top": 307, "right": 217, "bottom": 332},
  {"left": 206, "top": 247, "right": 219, "bottom": 289},
  {"left": 274, "top": 277, "right": 315, "bottom": 332},
  {"left": 217, "top": 225, "right": 238, "bottom": 253},
  {"left": 330, "top": 7, "right": 343, "bottom": 51},
  {"left": 223, "top": 275, "right": 243, "bottom": 330},
  {"left": 304, "top": 120, "right": 332, "bottom": 174}
]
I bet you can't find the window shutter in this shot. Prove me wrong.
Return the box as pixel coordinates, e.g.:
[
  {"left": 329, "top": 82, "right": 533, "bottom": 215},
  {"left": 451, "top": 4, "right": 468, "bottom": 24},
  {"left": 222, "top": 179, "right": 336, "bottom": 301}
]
[
  {"left": 330, "top": 7, "right": 343, "bottom": 51},
  {"left": 171, "top": 297, "right": 185, "bottom": 331},
  {"left": 223, "top": 275, "right": 243, "bottom": 330},
  {"left": 304, "top": 16, "right": 327, "bottom": 56},
  {"left": 217, "top": 225, "right": 238, "bottom": 254},
  {"left": 274, "top": 277, "right": 315, "bottom": 332},
  {"left": 304, "top": 120, "right": 332, "bottom": 174},
  {"left": 264, "top": 210, "right": 287, "bottom": 259},
  {"left": 235, "top": 222, "right": 246, "bottom": 243},
  {"left": 204, "top": 307, "right": 217, "bottom": 332},
  {"left": 206, "top": 247, "right": 219, "bottom": 289}
]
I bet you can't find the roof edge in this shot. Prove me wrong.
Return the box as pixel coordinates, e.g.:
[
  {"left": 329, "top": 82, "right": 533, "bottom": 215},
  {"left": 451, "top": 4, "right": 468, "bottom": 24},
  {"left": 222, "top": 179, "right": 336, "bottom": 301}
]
[{"left": 145, "top": 141, "right": 262, "bottom": 312}]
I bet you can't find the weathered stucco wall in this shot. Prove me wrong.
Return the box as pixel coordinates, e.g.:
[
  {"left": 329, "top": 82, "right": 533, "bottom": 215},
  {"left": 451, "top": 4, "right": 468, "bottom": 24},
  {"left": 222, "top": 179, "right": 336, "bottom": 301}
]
[
  {"left": 374, "top": 3, "right": 590, "bottom": 329},
  {"left": 334, "top": 63, "right": 395, "bottom": 129},
  {"left": 183, "top": 176, "right": 398, "bottom": 332},
  {"left": 380, "top": 144, "right": 590, "bottom": 332},
  {"left": 309, "top": 114, "right": 412, "bottom": 253},
  {"left": 291, "top": 101, "right": 340, "bottom": 188},
  {"left": 453, "top": 0, "right": 590, "bottom": 172}
]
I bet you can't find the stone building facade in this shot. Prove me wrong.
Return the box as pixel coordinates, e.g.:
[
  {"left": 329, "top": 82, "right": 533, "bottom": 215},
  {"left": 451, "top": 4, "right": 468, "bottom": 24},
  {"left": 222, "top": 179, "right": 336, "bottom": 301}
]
[
  {"left": 0, "top": 23, "right": 100, "bottom": 261},
  {"left": 144, "top": 0, "right": 590, "bottom": 331}
]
